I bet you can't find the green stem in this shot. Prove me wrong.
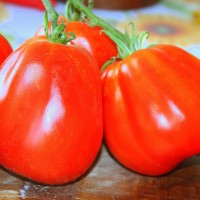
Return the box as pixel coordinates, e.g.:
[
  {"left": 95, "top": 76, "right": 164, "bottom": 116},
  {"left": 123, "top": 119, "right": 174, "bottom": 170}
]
[
  {"left": 42, "top": 0, "right": 58, "bottom": 29},
  {"left": 65, "top": 0, "right": 83, "bottom": 21},
  {"left": 42, "top": 0, "right": 75, "bottom": 44},
  {"left": 88, "top": 0, "right": 94, "bottom": 10},
  {"left": 65, "top": 0, "right": 95, "bottom": 22},
  {"left": 70, "top": 0, "right": 151, "bottom": 59},
  {"left": 69, "top": 0, "right": 127, "bottom": 44}
]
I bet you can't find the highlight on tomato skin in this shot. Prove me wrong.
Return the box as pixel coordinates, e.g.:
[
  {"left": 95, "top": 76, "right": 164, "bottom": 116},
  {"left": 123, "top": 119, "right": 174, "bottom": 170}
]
[
  {"left": 0, "top": 34, "right": 13, "bottom": 66},
  {"left": 0, "top": 36, "right": 103, "bottom": 185},
  {"left": 101, "top": 44, "right": 200, "bottom": 176}
]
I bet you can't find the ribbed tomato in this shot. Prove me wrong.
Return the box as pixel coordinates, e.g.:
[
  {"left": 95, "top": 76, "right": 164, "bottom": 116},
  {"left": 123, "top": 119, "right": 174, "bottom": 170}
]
[{"left": 102, "top": 44, "right": 200, "bottom": 176}]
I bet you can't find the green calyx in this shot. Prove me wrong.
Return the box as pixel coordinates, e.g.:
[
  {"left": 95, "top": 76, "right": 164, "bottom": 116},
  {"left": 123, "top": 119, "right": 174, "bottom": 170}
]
[
  {"left": 69, "top": 0, "right": 153, "bottom": 59},
  {"left": 103, "top": 23, "right": 150, "bottom": 59},
  {"left": 42, "top": 0, "right": 75, "bottom": 44}
]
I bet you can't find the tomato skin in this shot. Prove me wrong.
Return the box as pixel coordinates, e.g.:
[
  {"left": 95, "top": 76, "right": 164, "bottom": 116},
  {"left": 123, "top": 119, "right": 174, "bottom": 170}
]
[
  {"left": 0, "top": 36, "right": 103, "bottom": 185},
  {"left": 36, "top": 16, "right": 118, "bottom": 69},
  {"left": 3, "top": 0, "right": 56, "bottom": 10},
  {"left": 0, "top": 34, "right": 12, "bottom": 66},
  {"left": 102, "top": 44, "right": 200, "bottom": 176}
]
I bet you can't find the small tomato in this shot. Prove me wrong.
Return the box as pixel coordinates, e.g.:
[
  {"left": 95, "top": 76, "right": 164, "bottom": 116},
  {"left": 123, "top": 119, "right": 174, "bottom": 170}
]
[
  {"left": 0, "top": 34, "right": 12, "bottom": 65},
  {"left": 36, "top": 16, "right": 118, "bottom": 70},
  {"left": 3, "top": 0, "right": 56, "bottom": 10}
]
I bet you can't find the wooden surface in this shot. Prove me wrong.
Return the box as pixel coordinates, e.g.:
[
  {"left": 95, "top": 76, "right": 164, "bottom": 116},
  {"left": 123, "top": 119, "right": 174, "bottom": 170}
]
[{"left": 1, "top": 144, "right": 200, "bottom": 200}]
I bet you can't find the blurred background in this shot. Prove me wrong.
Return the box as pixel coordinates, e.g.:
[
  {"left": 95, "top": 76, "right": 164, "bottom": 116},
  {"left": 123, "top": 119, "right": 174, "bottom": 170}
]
[
  {"left": 59, "top": 0, "right": 159, "bottom": 9},
  {"left": 0, "top": 0, "right": 200, "bottom": 58}
]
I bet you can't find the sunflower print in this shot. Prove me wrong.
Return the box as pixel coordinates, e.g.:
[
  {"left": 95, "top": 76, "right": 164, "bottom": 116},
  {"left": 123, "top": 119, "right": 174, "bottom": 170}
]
[
  {"left": 0, "top": 2, "right": 10, "bottom": 23},
  {"left": 117, "top": 14, "right": 200, "bottom": 47}
]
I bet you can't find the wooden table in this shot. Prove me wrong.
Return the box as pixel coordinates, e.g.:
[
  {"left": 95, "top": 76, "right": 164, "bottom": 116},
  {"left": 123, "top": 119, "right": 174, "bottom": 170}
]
[{"left": 1, "top": 144, "right": 200, "bottom": 200}]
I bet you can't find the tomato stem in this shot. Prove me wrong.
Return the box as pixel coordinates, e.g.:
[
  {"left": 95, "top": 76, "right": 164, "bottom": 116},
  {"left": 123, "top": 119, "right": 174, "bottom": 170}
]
[
  {"left": 69, "top": 0, "right": 151, "bottom": 59},
  {"left": 68, "top": 0, "right": 126, "bottom": 41},
  {"left": 42, "top": 0, "right": 76, "bottom": 44},
  {"left": 42, "top": 0, "right": 58, "bottom": 28},
  {"left": 65, "top": 0, "right": 83, "bottom": 21}
]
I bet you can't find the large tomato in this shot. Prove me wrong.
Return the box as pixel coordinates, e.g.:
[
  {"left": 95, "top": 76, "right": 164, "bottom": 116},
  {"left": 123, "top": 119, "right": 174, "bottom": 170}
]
[
  {"left": 0, "top": 35, "right": 103, "bottom": 185},
  {"left": 36, "top": 16, "right": 118, "bottom": 70},
  {"left": 0, "top": 34, "right": 12, "bottom": 66},
  {"left": 102, "top": 44, "right": 200, "bottom": 176}
]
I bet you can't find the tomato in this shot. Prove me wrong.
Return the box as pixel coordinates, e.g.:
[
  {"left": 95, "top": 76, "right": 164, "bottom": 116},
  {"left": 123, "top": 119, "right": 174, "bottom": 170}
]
[
  {"left": 0, "top": 34, "right": 12, "bottom": 66},
  {"left": 35, "top": 16, "right": 118, "bottom": 70},
  {"left": 102, "top": 44, "right": 200, "bottom": 176},
  {"left": 0, "top": 35, "right": 103, "bottom": 185},
  {"left": 3, "top": 0, "right": 56, "bottom": 10}
]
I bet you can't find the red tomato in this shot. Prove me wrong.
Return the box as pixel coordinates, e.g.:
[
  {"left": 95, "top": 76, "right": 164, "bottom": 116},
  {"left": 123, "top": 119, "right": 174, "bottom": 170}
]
[
  {"left": 3, "top": 0, "right": 56, "bottom": 10},
  {"left": 0, "top": 36, "right": 103, "bottom": 185},
  {"left": 102, "top": 44, "right": 200, "bottom": 176},
  {"left": 0, "top": 34, "right": 12, "bottom": 66},
  {"left": 36, "top": 16, "right": 118, "bottom": 70}
]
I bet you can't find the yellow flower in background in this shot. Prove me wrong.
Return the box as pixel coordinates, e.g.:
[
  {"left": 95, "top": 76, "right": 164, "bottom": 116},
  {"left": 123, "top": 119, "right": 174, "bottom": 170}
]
[
  {"left": 192, "top": 11, "right": 200, "bottom": 24},
  {"left": 117, "top": 14, "right": 200, "bottom": 47},
  {"left": 0, "top": 2, "right": 9, "bottom": 23}
]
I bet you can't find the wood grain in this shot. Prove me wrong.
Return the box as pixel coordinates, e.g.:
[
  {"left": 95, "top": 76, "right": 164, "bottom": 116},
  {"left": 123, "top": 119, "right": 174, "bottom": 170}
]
[{"left": 1, "top": 144, "right": 200, "bottom": 200}]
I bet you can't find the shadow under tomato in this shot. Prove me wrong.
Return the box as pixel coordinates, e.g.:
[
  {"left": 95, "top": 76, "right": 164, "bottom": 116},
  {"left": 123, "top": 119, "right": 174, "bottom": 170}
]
[
  {"left": 0, "top": 146, "right": 103, "bottom": 187},
  {"left": 102, "top": 138, "right": 200, "bottom": 178}
]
